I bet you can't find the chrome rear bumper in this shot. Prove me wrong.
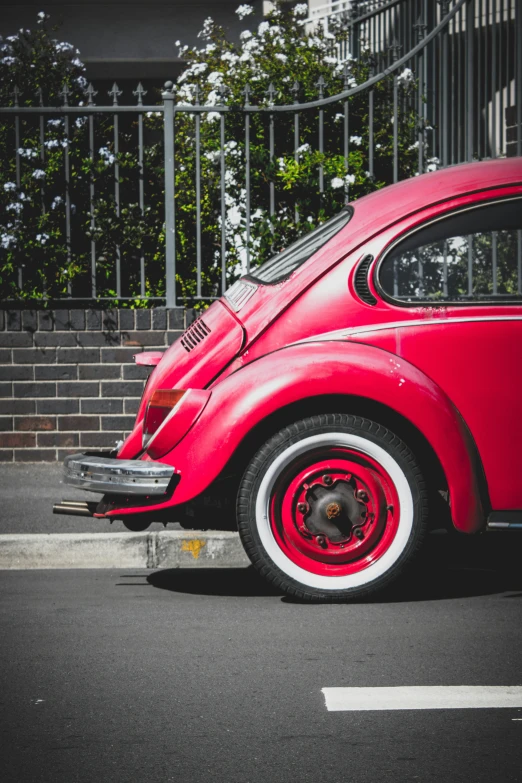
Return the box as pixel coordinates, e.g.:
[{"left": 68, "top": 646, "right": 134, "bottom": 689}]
[{"left": 64, "top": 452, "right": 175, "bottom": 496}]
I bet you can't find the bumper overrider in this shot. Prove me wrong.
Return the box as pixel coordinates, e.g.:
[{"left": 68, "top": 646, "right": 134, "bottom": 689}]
[{"left": 63, "top": 452, "right": 176, "bottom": 496}]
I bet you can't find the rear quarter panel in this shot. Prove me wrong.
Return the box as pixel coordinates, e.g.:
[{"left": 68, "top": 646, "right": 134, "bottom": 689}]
[{"left": 150, "top": 341, "right": 485, "bottom": 533}]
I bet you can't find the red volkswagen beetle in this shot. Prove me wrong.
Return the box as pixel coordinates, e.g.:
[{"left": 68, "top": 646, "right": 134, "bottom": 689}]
[{"left": 56, "top": 158, "right": 522, "bottom": 601}]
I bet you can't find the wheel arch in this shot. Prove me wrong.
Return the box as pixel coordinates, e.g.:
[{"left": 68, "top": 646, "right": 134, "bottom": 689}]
[
  {"left": 120, "top": 341, "right": 488, "bottom": 533},
  {"left": 227, "top": 393, "right": 447, "bottom": 501}
]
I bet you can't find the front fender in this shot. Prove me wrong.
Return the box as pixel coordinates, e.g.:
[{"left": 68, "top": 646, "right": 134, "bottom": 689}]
[{"left": 117, "top": 341, "right": 486, "bottom": 532}]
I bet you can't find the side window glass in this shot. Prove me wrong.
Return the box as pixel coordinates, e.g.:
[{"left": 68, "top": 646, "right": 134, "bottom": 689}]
[{"left": 378, "top": 198, "right": 522, "bottom": 303}]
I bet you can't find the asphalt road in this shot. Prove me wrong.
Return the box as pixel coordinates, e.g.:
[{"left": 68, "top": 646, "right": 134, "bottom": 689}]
[{"left": 2, "top": 534, "right": 522, "bottom": 783}]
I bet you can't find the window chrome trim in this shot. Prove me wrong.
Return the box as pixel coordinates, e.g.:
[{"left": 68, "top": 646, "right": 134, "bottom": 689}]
[{"left": 374, "top": 195, "right": 522, "bottom": 308}]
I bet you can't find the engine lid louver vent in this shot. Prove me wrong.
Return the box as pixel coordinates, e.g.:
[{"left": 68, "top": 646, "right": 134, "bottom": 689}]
[
  {"left": 224, "top": 279, "right": 258, "bottom": 312},
  {"left": 180, "top": 317, "right": 211, "bottom": 353},
  {"left": 354, "top": 255, "right": 377, "bottom": 306}
]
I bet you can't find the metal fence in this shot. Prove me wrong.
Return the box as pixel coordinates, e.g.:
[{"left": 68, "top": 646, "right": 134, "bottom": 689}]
[{"left": 0, "top": 0, "right": 520, "bottom": 307}]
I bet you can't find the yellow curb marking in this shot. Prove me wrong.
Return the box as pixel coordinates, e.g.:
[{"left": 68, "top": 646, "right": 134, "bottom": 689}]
[{"left": 181, "top": 539, "right": 206, "bottom": 559}]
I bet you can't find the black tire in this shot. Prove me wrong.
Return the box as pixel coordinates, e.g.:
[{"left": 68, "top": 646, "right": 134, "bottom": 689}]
[{"left": 237, "top": 414, "right": 429, "bottom": 602}]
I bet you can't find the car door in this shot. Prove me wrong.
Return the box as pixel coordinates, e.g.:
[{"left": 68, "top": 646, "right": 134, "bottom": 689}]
[{"left": 372, "top": 193, "right": 522, "bottom": 511}]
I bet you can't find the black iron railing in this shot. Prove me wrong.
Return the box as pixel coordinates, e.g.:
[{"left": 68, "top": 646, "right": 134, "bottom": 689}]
[{"left": 0, "top": 0, "right": 520, "bottom": 306}]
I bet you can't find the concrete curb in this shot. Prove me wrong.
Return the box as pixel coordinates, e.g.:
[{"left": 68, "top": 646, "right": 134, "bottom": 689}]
[{"left": 0, "top": 531, "right": 250, "bottom": 570}]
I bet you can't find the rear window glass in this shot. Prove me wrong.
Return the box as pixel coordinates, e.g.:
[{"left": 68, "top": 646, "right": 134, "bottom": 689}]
[
  {"left": 378, "top": 198, "right": 522, "bottom": 303},
  {"left": 249, "top": 208, "right": 352, "bottom": 284}
]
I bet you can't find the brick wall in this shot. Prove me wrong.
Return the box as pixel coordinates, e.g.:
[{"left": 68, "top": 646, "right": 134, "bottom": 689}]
[{"left": 0, "top": 308, "right": 193, "bottom": 462}]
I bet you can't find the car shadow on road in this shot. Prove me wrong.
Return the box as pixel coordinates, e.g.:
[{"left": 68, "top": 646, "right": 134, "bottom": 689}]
[
  {"left": 147, "top": 531, "right": 522, "bottom": 602},
  {"left": 147, "top": 566, "right": 282, "bottom": 597}
]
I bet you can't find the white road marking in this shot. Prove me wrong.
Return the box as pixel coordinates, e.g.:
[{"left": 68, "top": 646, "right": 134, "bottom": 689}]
[{"left": 322, "top": 686, "right": 522, "bottom": 712}]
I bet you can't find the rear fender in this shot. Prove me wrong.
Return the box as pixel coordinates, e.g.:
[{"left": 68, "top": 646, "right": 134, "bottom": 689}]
[{"left": 114, "top": 341, "right": 486, "bottom": 532}]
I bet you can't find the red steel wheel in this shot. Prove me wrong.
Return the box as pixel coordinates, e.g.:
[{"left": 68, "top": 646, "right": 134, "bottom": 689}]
[{"left": 237, "top": 414, "right": 429, "bottom": 602}]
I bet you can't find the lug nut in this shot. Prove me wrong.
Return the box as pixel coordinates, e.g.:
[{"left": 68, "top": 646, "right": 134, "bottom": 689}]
[
  {"left": 316, "top": 535, "right": 328, "bottom": 549},
  {"left": 356, "top": 490, "right": 369, "bottom": 502},
  {"left": 354, "top": 528, "right": 364, "bottom": 540},
  {"left": 323, "top": 475, "right": 333, "bottom": 486},
  {"left": 297, "top": 502, "right": 308, "bottom": 514}
]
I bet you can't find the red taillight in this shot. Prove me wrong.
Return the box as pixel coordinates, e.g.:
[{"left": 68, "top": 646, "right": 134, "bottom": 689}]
[{"left": 143, "top": 389, "right": 186, "bottom": 447}]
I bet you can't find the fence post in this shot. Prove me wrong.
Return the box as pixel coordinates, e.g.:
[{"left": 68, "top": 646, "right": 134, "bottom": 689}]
[{"left": 163, "top": 81, "right": 176, "bottom": 308}]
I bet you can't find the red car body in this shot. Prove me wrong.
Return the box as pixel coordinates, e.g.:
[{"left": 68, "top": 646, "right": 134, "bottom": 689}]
[{"left": 62, "top": 158, "right": 522, "bottom": 600}]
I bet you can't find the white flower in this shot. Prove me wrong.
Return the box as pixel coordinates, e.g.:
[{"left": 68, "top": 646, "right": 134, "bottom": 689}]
[
  {"left": 75, "top": 117, "right": 87, "bottom": 129},
  {"left": 54, "top": 42, "right": 73, "bottom": 52},
  {"left": 331, "top": 177, "right": 344, "bottom": 189},
  {"left": 205, "top": 90, "right": 221, "bottom": 106},
  {"left": 2, "top": 56, "right": 16, "bottom": 66},
  {"left": 76, "top": 76, "right": 87, "bottom": 89},
  {"left": 71, "top": 57, "right": 83, "bottom": 67},
  {"left": 345, "top": 174, "right": 355, "bottom": 185},
  {"left": 17, "top": 148, "right": 38, "bottom": 159},
  {"left": 37, "top": 11, "right": 46, "bottom": 19},
  {"left": 397, "top": 67, "right": 414, "bottom": 84},
  {"left": 18, "top": 192, "right": 30, "bottom": 201},
  {"left": 408, "top": 140, "right": 420, "bottom": 151},
  {"left": 258, "top": 21, "right": 269, "bottom": 35},
  {"left": 51, "top": 196, "right": 63, "bottom": 209},
  {"left": 36, "top": 233, "right": 49, "bottom": 245},
  {"left": 334, "top": 113, "right": 344, "bottom": 123},
  {"left": 45, "top": 139, "right": 60, "bottom": 149},
  {"left": 1, "top": 233, "right": 16, "bottom": 249},
  {"left": 179, "top": 61, "right": 208, "bottom": 82},
  {"left": 240, "top": 30, "right": 252, "bottom": 41},
  {"left": 32, "top": 169, "right": 46, "bottom": 180},
  {"left": 236, "top": 4, "right": 253, "bottom": 20},
  {"left": 198, "top": 17, "right": 214, "bottom": 40},
  {"left": 349, "top": 135, "right": 362, "bottom": 146},
  {"left": 243, "top": 36, "right": 259, "bottom": 50},
  {"left": 307, "top": 216, "right": 314, "bottom": 223},
  {"left": 175, "top": 40, "right": 181, "bottom": 46},
  {"left": 207, "top": 71, "right": 224, "bottom": 86},
  {"left": 3, "top": 182, "right": 16, "bottom": 192},
  {"left": 426, "top": 156, "right": 440, "bottom": 172},
  {"left": 274, "top": 53, "right": 287, "bottom": 63},
  {"left": 6, "top": 202, "right": 23, "bottom": 213},
  {"left": 227, "top": 206, "right": 242, "bottom": 226},
  {"left": 204, "top": 111, "right": 221, "bottom": 123},
  {"left": 98, "top": 146, "right": 115, "bottom": 165},
  {"left": 296, "top": 143, "right": 310, "bottom": 157},
  {"left": 293, "top": 3, "right": 308, "bottom": 16},
  {"left": 324, "top": 56, "right": 337, "bottom": 65},
  {"left": 47, "top": 119, "right": 62, "bottom": 127},
  {"left": 221, "top": 52, "right": 239, "bottom": 66},
  {"left": 277, "top": 157, "right": 286, "bottom": 171},
  {"left": 204, "top": 150, "right": 220, "bottom": 163}
]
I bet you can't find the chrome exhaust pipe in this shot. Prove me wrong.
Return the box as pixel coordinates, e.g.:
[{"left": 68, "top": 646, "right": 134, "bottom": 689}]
[{"left": 53, "top": 500, "right": 98, "bottom": 517}]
